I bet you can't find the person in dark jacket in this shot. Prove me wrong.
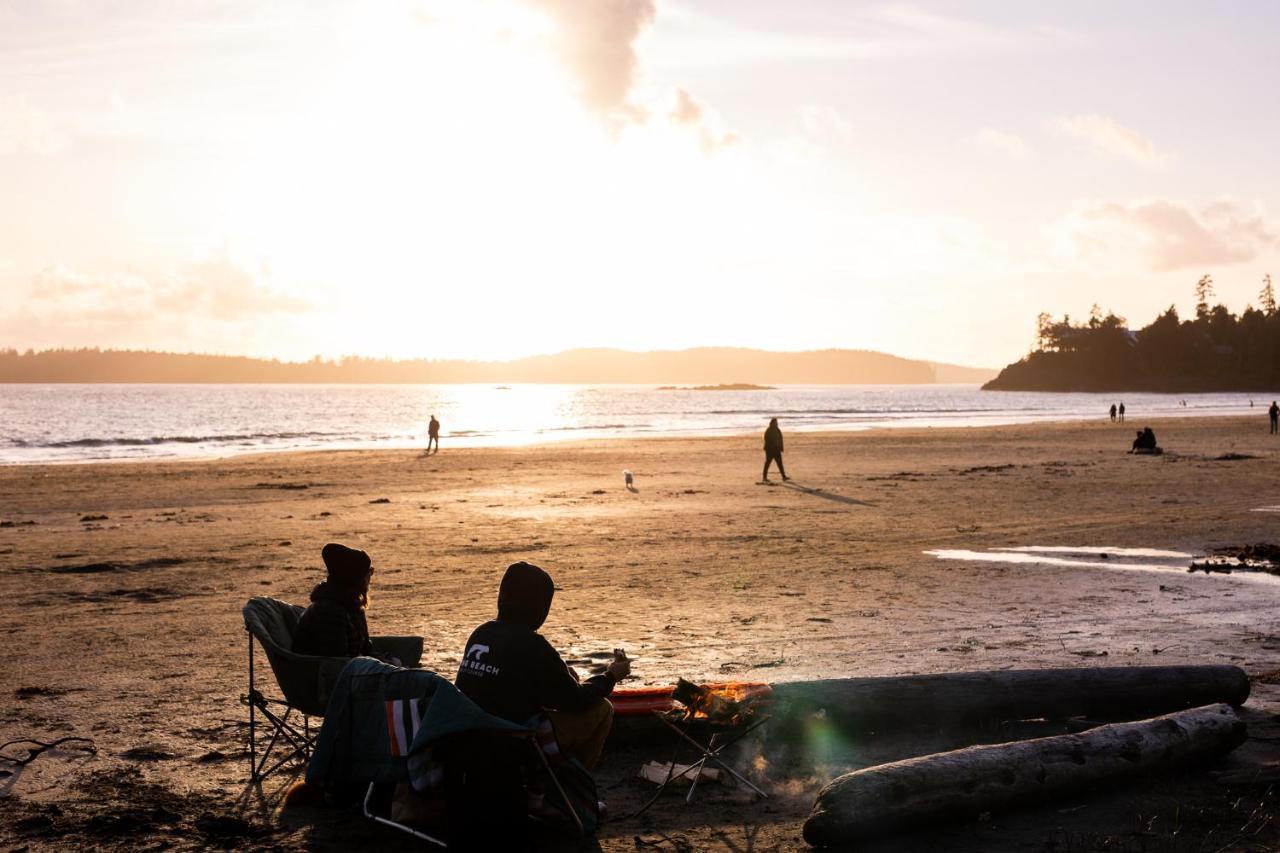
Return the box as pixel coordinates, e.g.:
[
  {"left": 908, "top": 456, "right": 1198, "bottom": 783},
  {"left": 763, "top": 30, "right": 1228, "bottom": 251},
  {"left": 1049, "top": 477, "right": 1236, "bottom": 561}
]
[
  {"left": 762, "top": 417, "right": 788, "bottom": 482},
  {"left": 1269, "top": 401, "right": 1278, "bottom": 435},
  {"left": 427, "top": 415, "right": 440, "bottom": 454},
  {"left": 292, "top": 543, "right": 374, "bottom": 658},
  {"left": 455, "top": 561, "right": 630, "bottom": 769}
]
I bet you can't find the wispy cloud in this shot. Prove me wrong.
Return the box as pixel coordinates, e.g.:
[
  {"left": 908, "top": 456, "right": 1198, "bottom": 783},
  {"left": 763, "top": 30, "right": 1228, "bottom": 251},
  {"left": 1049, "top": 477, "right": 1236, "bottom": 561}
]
[
  {"left": 1056, "top": 199, "right": 1276, "bottom": 272},
  {"left": 16, "top": 257, "right": 309, "bottom": 343},
  {"left": 650, "top": 3, "right": 1073, "bottom": 69},
  {"left": 975, "top": 128, "right": 1029, "bottom": 159},
  {"left": 668, "top": 87, "right": 739, "bottom": 154},
  {"left": 1049, "top": 114, "right": 1172, "bottom": 169}
]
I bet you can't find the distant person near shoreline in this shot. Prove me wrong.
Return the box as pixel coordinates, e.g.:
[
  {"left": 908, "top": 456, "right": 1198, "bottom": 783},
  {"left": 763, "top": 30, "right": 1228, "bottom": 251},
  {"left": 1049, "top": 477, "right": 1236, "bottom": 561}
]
[
  {"left": 1270, "top": 401, "right": 1279, "bottom": 435},
  {"left": 762, "top": 417, "right": 788, "bottom": 483},
  {"left": 427, "top": 415, "right": 440, "bottom": 454},
  {"left": 1118, "top": 402, "right": 1125, "bottom": 422},
  {"left": 1109, "top": 404, "right": 1117, "bottom": 422}
]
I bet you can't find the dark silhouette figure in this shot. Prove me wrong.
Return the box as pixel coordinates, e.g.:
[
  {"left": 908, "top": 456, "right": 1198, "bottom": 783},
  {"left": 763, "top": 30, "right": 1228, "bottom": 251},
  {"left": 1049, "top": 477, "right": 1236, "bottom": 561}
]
[
  {"left": 762, "top": 417, "right": 788, "bottom": 482},
  {"left": 1109, "top": 404, "right": 1117, "bottom": 422},
  {"left": 455, "top": 562, "right": 629, "bottom": 770},
  {"left": 1130, "top": 427, "right": 1159, "bottom": 453},
  {"left": 1118, "top": 402, "right": 1125, "bottom": 422},
  {"left": 427, "top": 415, "right": 440, "bottom": 454},
  {"left": 1270, "top": 401, "right": 1278, "bottom": 434},
  {"left": 293, "top": 543, "right": 374, "bottom": 658}
]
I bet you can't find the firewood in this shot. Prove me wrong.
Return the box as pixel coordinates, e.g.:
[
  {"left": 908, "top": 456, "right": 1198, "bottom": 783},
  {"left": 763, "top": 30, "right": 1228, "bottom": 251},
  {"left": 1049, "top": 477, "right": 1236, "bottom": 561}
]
[
  {"left": 771, "top": 665, "right": 1249, "bottom": 732},
  {"left": 803, "top": 704, "right": 1246, "bottom": 846}
]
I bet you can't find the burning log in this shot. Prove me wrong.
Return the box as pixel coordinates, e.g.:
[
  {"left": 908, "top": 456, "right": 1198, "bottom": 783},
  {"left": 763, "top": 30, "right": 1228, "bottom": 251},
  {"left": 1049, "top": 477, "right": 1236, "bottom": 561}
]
[
  {"left": 803, "top": 703, "right": 1246, "bottom": 847},
  {"left": 771, "top": 665, "right": 1249, "bottom": 733},
  {"left": 671, "top": 678, "right": 769, "bottom": 725}
]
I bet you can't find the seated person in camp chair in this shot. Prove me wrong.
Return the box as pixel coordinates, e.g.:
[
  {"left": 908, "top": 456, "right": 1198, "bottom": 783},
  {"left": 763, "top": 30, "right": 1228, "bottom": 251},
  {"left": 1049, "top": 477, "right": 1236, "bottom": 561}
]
[
  {"left": 292, "top": 543, "right": 376, "bottom": 658},
  {"left": 455, "top": 561, "right": 630, "bottom": 771}
]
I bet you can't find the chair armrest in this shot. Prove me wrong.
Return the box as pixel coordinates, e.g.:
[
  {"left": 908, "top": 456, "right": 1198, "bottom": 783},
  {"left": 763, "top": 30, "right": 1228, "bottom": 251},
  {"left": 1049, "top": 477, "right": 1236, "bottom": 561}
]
[{"left": 371, "top": 635, "right": 424, "bottom": 667}]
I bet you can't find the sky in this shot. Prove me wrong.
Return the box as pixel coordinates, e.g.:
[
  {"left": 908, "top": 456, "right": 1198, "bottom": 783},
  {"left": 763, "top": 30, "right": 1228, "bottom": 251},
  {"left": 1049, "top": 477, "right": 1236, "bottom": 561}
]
[{"left": 2, "top": 0, "right": 1279, "bottom": 368}]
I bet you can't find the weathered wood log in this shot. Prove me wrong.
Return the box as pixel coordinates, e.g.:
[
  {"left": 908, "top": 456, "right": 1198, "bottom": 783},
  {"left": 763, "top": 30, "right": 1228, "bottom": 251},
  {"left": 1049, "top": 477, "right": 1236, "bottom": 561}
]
[
  {"left": 803, "top": 703, "right": 1246, "bottom": 847},
  {"left": 771, "top": 665, "right": 1249, "bottom": 733}
]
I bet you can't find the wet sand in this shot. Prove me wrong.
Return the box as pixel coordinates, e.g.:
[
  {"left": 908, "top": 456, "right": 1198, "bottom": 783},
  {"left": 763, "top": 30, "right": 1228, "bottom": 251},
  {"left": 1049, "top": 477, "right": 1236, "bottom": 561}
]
[{"left": 2, "top": 415, "right": 1280, "bottom": 850}]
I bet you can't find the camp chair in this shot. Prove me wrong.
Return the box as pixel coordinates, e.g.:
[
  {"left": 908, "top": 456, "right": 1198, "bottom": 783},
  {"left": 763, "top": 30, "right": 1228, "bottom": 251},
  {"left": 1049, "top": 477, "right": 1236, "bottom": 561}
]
[
  {"left": 241, "top": 596, "right": 423, "bottom": 784},
  {"left": 361, "top": 701, "right": 596, "bottom": 847},
  {"left": 306, "top": 658, "right": 597, "bottom": 846}
]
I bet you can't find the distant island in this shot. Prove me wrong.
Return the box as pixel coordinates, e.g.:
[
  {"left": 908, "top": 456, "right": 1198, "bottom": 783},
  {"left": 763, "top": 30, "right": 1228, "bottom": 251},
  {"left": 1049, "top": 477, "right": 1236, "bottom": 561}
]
[
  {"left": 986, "top": 275, "right": 1280, "bottom": 392},
  {"left": 656, "top": 383, "right": 775, "bottom": 391},
  {"left": 0, "top": 346, "right": 995, "bottom": 385}
]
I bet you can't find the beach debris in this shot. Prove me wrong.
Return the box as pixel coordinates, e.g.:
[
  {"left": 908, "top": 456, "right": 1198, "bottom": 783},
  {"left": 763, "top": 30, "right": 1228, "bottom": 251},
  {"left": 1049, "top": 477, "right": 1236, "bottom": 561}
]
[
  {"left": 252, "top": 481, "right": 309, "bottom": 489},
  {"left": 1, "top": 736, "right": 97, "bottom": 767},
  {"left": 121, "top": 745, "right": 177, "bottom": 762},
  {"left": 803, "top": 704, "right": 1245, "bottom": 846},
  {"left": 1188, "top": 545, "right": 1280, "bottom": 575},
  {"left": 637, "top": 761, "right": 722, "bottom": 787},
  {"left": 768, "top": 666, "right": 1249, "bottom": 734},
  {"left": 368, "top": 497, "right": 391, "bottom": 504},
  {"left": 959, "top": 464, "right": 1016, "bottom": 475},
  {"left": 79, "top": 514, "right": 108, "bottom": 522}
]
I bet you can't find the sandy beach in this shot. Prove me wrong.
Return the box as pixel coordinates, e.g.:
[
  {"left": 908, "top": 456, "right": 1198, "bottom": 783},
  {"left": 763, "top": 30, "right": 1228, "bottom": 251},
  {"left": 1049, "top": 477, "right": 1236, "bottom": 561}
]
[{"left": 3, "top": 415, "right": 1280, "bottom": 851}]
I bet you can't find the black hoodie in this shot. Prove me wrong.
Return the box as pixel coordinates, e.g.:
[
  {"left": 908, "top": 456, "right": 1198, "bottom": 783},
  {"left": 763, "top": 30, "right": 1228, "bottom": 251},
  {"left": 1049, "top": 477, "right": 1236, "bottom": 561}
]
[
  {"left": 455, "top": 562, "right": 617, "bottom": 723},
  {"left": 292, "top": 581, "right": 372, "bottom": 658}
]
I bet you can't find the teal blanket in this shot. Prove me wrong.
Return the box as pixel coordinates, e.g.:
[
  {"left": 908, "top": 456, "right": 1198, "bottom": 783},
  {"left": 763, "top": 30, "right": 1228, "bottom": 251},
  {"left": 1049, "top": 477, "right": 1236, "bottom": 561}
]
[{"left": 305, "top": 657, "right": 527, "bottom": 789}]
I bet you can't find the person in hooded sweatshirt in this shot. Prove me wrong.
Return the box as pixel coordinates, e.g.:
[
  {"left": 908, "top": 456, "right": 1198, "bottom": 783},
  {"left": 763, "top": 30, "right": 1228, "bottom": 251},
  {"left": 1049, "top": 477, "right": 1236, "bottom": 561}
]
[
  {"left": 292, "top": 543, "right": 375, "bottom": 658},
  {"left": 455, "top": 561, "right": 630, "bottom": 770}
]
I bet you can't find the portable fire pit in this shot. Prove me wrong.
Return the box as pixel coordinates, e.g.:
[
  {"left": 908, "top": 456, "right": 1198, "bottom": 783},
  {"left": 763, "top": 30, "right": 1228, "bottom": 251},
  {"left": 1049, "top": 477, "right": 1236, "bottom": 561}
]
[{"left": 645, "top": 678, "right": 771, "bottom": 803}]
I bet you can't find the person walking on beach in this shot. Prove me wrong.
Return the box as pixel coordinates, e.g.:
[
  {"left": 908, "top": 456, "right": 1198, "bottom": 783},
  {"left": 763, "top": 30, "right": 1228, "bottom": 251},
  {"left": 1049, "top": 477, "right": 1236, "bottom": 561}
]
[
  {"left": 1269, "top": 401, "right": 1278, "bottom": 435},
  {"left": 1118, "top": 402, "right": 1125, "bottom": 422},
  {"left": 762, "top": 417, "right": 788, "bottom": 482},
  {"left": 427, "top": 415, "right": 440, "bottom": 454},
  {"left": 1109, "top": 404, "right": 1117, "bottom": 422}
]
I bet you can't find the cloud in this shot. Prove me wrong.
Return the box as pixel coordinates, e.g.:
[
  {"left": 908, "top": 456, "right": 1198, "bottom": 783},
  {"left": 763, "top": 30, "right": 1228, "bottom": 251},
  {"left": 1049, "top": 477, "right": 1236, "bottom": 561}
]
[
  {"left": 527, "top": 0, "right": 656, "bottom": 124},
  {"left": 975, "top": 128, "right": 1028, "bottom": 159},
  {"left": 1049, "top": 114, "right": 1171, "bottom": 169},
  {"left": 1057, "top": 199, "right": 1277, "bottom": 272},
  {"left": 668, "top": 88, "right": 739, "bottom": 154},
  {"left": 0, "top": 94, "right": 71, "bottom": 155},
  {"left": 16, "top": 258, "right": 309, "bottom": 342}
]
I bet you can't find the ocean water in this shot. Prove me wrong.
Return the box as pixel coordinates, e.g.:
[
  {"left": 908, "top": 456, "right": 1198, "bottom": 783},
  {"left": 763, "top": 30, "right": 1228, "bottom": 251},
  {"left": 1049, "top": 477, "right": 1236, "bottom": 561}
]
[{"left": 0, "top": 384, "right": 1268, "bottom": 464}]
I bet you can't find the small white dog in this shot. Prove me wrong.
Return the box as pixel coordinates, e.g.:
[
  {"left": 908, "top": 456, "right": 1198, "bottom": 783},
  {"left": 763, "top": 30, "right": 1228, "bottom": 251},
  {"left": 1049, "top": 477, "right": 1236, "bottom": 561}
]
[{"left": 623, "top": 470, "right": 634, "bottom": 488}]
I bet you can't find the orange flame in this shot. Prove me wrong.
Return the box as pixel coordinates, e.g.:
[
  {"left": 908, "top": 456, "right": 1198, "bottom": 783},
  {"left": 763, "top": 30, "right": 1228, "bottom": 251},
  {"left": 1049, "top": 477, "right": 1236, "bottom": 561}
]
[{"left": 676, "top": 680, "right": 772, "bottom": 724}]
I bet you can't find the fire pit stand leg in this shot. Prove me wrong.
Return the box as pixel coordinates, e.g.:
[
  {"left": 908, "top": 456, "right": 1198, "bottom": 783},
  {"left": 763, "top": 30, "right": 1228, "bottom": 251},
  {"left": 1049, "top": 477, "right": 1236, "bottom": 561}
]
[{"left": 650, "top": 712, "right": 770, "bottom": 801}]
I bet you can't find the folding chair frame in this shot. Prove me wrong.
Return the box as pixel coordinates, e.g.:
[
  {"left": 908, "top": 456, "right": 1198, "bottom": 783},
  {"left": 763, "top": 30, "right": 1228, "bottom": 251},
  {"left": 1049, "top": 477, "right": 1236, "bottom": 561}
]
[
  {"left": 363, "top": 731, "right": 586, "bottom": 846},
  {"left": 242, "top": 630, "right": 317, "bottom": 784}
]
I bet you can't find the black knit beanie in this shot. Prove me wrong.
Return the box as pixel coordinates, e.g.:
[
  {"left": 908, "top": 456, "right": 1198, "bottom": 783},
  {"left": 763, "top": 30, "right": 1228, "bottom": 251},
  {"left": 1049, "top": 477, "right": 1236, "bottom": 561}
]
[{"left": 321, "top": 543, "right": 372, "bottom": 588}]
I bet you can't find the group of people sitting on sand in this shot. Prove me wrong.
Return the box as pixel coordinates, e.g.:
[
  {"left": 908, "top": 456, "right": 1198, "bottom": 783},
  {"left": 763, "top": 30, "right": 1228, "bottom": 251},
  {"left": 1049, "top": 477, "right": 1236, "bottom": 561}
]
[
  {"left": 293, "top": 543, "right": 631, "bottom": 772},
  {"left": 1129, "top": 426, "right": 1159, "bottom": 454}
]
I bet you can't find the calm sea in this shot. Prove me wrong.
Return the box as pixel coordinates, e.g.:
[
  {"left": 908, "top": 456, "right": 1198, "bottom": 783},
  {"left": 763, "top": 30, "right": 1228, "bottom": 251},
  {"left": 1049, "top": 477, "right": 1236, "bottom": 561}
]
[{"left": 0, "top": 384, "right": 1268, "bottom": 464}]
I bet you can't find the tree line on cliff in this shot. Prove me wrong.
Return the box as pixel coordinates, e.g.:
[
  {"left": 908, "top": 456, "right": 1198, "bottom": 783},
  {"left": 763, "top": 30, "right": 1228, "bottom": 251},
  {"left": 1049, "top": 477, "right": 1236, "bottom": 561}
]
[
  {"left": 985, "top": 275, "right": 1280, "bottom": 391},
  {"left": 0, "top": 346, "right": 995, "bottom": 384}
]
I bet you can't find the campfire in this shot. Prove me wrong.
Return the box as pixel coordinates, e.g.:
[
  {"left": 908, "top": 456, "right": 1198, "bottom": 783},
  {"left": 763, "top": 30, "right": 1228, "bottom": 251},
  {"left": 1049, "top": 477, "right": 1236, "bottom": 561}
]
[{"left": 670, "top": 678, "right": 772, "bottom": 726}]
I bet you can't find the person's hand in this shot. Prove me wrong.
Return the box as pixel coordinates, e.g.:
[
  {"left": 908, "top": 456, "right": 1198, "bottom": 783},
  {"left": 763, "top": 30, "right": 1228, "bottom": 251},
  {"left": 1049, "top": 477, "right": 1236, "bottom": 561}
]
[{"left": 607, "top": 652, "right": 631, "bottom": 681}]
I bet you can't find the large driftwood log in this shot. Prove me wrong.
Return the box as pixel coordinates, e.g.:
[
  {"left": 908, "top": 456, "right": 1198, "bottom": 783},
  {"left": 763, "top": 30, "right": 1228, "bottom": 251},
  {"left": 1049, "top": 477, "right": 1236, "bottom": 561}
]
[
  {"left": 771, "top": 665, "right": 1249, "bottom": 732},
  {"left": 803, "top": 703, "right": 1246, "bottom": 847}
]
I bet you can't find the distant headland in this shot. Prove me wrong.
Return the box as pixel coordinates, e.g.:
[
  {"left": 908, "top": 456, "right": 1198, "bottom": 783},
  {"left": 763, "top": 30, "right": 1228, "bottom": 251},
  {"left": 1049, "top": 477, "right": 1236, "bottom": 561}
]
[
  {"left": 986, "top": 275, "right": 1280, "bottom": 392},
  {"left": 0, "top": 346, "right": 994, "bottom": 385},
  {"left": 656, "top": 383, "right": 775, "bottom": 391}
]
